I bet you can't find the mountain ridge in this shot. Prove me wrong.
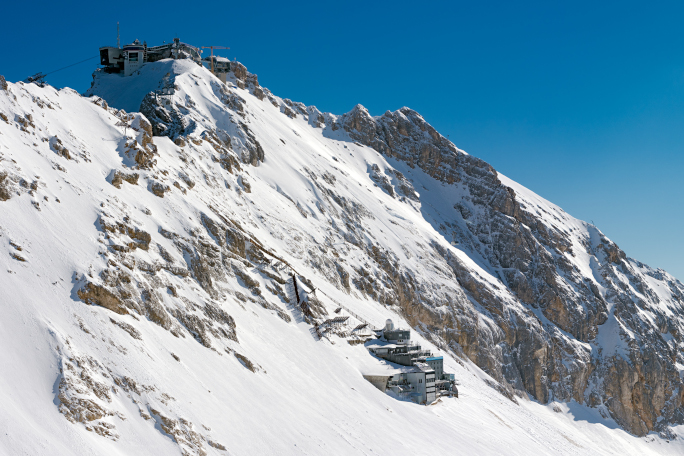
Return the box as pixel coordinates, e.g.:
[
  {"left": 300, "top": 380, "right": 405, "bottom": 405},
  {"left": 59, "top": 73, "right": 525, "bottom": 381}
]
[{"left": 0, "top": 57, "right": 682, "bottom": 455}]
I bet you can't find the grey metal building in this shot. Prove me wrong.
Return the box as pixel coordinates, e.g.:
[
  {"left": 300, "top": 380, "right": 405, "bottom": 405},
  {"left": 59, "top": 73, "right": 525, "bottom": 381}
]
[{"left": 365, "top": 319, "right": 456, "bottom": 404}]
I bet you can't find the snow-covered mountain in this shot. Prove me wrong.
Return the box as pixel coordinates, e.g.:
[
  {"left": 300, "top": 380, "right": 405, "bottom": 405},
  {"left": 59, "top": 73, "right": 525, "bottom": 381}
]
[{"left": 1, "top": 58, "right": 683, "bottom": 455}]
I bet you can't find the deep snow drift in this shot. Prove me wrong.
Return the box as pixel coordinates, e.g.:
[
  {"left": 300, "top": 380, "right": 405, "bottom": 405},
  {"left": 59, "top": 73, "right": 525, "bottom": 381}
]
[{"left": 0, "top": 61, "right": 683, "bottom": 455}]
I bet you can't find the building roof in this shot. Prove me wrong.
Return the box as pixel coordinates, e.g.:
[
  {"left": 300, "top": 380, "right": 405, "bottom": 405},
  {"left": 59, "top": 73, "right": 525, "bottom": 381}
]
[
  {"left": 370, "top": 345, "right": 400, "bottom": 351},
  {"left": 203, "top": 56, "right": 231, "bottom": 63},
  {"left": 362, "top": 374, "right": 392, "bottom": 380},
  {"left": 365, "top": 339, "right": 395, "bottom": 348},
  {"left": 413, "top": 362, "right": 435, "bottom": 373},
  {"left": 385, "top": 327, "right": 410, "bottom": 333},
  {"left": 360, "top": 363, "right": 430, "bottom": 376}
]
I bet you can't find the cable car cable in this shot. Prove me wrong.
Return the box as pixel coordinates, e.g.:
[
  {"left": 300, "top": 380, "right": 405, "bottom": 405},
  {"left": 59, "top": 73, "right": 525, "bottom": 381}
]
[{"left": 43, "top": 55, "right": 99, "bottom": 76}]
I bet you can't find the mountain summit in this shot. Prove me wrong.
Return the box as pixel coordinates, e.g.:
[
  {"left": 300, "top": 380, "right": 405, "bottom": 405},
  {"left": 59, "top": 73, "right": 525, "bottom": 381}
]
[{"left": 1, "top": 57, "right": 683, "bottom": 455}]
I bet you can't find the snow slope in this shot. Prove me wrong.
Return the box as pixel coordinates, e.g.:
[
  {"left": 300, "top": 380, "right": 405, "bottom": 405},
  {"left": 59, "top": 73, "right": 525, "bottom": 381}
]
[{"left": 0, "top": 61, "right": 683, "bottom": 455}]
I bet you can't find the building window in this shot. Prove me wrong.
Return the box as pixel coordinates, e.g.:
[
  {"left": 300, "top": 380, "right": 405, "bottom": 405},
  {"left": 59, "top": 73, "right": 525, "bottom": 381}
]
[{"left": 129, "top": 52, "right": 138, "bottom": 62}]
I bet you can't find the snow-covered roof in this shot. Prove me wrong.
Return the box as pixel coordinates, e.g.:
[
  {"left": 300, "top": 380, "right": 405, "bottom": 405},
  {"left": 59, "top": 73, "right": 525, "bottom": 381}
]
[
  {"left": 360, "top": 364, "right": 425, "bottom": 376},
  {"left": 413, "top": 362, "right": 435, "bottom": 373},
  {"left": 365, "top": 339, "right": 398, "bottom": 349}
]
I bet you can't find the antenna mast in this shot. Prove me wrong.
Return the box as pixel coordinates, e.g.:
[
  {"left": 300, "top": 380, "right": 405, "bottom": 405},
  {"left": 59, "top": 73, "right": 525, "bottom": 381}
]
[{"left": 117, "top": 22, "right": 120, "bottom": 49}]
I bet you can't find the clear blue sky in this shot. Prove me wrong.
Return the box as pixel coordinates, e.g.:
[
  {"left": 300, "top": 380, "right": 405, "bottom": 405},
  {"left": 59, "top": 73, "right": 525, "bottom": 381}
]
[{"left": 3, "top": 1, "right": 683, "bottom": 279}]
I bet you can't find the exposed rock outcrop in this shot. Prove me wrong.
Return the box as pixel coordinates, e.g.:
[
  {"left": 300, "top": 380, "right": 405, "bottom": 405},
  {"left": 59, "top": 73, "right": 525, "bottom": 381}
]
[
  {"left": 140, "top": 92, "right": 195, "bottom": 139},
  {"left": 0, "top": 171, "right": 12, "bottom": 201},
  {"left": 337, "top": 103, "right": 684, "bottom": 437},
  {"left": 111, "top": 170, "right": 139, "bottom": 189}
]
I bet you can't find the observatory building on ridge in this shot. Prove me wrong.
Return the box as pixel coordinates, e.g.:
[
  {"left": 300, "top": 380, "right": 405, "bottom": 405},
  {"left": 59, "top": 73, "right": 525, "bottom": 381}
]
[
  {"left": 99, "top": 36, "right": 230, "bottom": 83},
  {"left": 99, "top": 38, "right": 203, "bottom": 76}
]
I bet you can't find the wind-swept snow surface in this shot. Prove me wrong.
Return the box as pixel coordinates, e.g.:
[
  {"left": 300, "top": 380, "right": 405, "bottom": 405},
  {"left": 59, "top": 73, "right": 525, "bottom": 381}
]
[{"left": 0, "top": 62, "right": 683, "bottom": 455}]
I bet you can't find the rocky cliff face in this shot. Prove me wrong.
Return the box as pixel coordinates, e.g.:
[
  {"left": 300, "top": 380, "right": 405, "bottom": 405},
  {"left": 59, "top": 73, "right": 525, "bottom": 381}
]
[{"left": 333, "top": 103, "right": 684, "bottom": 437}]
